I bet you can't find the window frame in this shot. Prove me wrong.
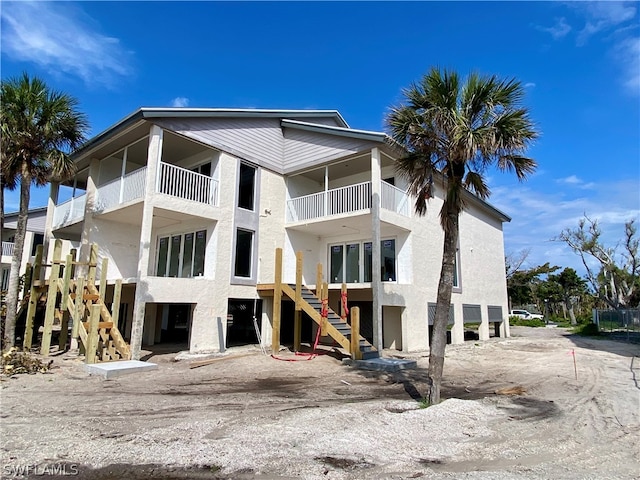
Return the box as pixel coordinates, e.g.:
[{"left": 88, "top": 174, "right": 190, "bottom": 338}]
[
  {"left": 237, "top": 162, "right": 257, "bottom": 211},
  {"left": 155, "top": 229, "right": 207, "bottom": 278},
  {"left": 233, "top": 228, "right": 254, "bottom": 278},
  {"left": 328, "top": 237, "right": 397, "bottom": 284}
]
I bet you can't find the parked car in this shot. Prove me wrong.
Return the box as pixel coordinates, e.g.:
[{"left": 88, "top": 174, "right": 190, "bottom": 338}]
[{"left": 510, "top": 309, "right": 544, "bottom": 320}]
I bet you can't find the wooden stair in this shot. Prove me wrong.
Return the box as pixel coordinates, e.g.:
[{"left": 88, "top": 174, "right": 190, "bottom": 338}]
[{"left": 282, "top": 283, "right": 378, "bottom": 359}]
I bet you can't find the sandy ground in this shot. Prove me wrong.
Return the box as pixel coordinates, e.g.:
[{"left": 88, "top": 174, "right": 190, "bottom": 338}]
[{"left": 0, "top": 326, "right": 639, "bottom": 480}]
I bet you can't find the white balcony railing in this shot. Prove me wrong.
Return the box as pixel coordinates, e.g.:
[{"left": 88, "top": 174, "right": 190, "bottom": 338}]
[
  {"left": 286, "top": 180, "right": 410, "bottom": 223},
  {"left": 286, "top": 181, "right": 372, "bottom": 222},
  {"left": 157, "top": 162, "right": 219, "bottom": 206},
  {"left": 2, "top": 241, "right": 15, "bottom": 257},
  {"left": 52, "top": 194, "right": 87, "bottom": 229},
  {"left": 381, "top": 181, "right": 410, "bottom": 217},
  {"left": 95, "top": 167, "right": 147, "bottom": 212}
]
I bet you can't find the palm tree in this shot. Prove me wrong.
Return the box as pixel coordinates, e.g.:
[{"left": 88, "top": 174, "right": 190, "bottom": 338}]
[
  {"left": 1, "top": 73, "right": 88, "bottom": 349},
  {"left": 386, "top": 68, "right": 538, "bottom": 404}
]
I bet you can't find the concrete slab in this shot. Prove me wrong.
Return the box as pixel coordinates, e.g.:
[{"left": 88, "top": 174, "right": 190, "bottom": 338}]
[
  {"left": 343, "top": 357, "right": 417, "bottom": 372},
  {"left": 84, "top": 360, "right": 158, "bottom": 379}
]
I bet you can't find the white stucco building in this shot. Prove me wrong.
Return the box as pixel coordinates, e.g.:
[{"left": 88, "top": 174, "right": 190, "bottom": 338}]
[{"left": 45, "top": 108, "right": 511, "bottom": 359}]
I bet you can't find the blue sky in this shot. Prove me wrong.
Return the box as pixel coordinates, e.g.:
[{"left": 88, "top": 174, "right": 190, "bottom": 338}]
[{"left": 2, "top": 1, "right": 639, "bottom": 276}]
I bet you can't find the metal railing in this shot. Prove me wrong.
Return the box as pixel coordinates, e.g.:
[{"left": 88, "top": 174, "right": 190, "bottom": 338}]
[
  {"left": 381, "top": 181, "right": 410, "bottom": 217},
  {"left": 95, "top": 167, "right": 147, "bottom": 212},
  {"left": 157, "top": 162, "right": 219, "bottom": 206},
  {"left": 52, "top": 194, "right": 87, "bottom": 229},
  {"left": 286, "top": 180, "right": 410, "bottom": 223},
  {"left": 1, "top": 242, "right": 15, "bottom": 257},
  {"left": 594, "top": 309, "right": 640, "bottom": 343}
]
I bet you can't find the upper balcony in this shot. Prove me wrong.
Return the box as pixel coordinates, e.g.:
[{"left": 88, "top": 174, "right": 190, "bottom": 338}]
[
  {"left": 51, "top": 130, "right": 220, "bottom": 231},
  {"left": 1, "top": 241, "right": 15, "bottom": 263},
  {"left": 286, "top": 180, "right": 410, "bottom": 223}
]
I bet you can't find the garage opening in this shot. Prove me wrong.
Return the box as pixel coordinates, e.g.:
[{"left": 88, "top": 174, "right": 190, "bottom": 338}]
[
  {"left": 227, "top": 298, "right": 262, "bottom": 347},
  {"left": 160, "top": 303, "right": 192, "bottom": 343},
  {"left": 428, "top": 303, "right": 454, "bottom": 344}
]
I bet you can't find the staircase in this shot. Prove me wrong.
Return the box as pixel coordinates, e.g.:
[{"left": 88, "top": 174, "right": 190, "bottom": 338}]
[{"left": 281, "top": 283, "right": 378, "bottom": 359}]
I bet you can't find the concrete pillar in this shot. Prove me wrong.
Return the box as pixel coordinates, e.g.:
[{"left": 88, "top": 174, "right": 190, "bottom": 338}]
[
  {"left": 451, "top": 302, "right": 465, "bottom": 344},
  {"left": 131, "top": 125, "right": 163, "bottom": 360},
  {"left": 478, "top": 304, "right": 490, "bottom": 341},
  {"left": 42, "top": 182, "right": 60, "bottom": 258},
  {"left": 78, "top": 159, "right": 101, "bottom": 277},
  {"left": 370, "top": 147, "right": 383, "bottom": 353}
]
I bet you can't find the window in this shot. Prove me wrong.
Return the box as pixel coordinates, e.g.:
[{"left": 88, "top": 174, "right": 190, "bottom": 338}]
[
  {"left": 190, "top": 162, "right": 212, "bottom": 176},
  {"left": 330, "top": 239, "right": 397, "bottom": 284},
  {"left": 238, "top": 163, "right": 256, "bottom": 210},
  {"left": 234, "top": 229, "right": 254, "bottom": 277},
  {"left": 31, "top": 233, "right": 44, "bottom": 256},
  {"left": 381, "top": 239, "right": 396, "bottom": 281},
  {"left": 156, "top": 230, "right": 207, "bottom": 278},
  {"left": 453, "top": 246, "right": 460, "bottom": 288}
]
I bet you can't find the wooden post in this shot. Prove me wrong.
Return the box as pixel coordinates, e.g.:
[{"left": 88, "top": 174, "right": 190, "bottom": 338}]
[
  {"left": 86, "top": 304, "right": 101, "bottom": 364},
  {"left": 69, "top": 249, "right": 77, "bottom": 277},
  {"left": 321, "top": 282, "right": 329, "bottom": 337},
  {"left": 23, "top": 246, "right": 43, "bottom": 350},
  {"left": 34, "top": 244, "right": 44, "bottom": 280},
  {"left": 71, "top": 277, "right": 85, "bottom": 351},
  {"left": 58, "top": 254, "right": 73, "bottom": 350},
  {"left": 88, "top": 243, "right": 98, "bottom": 286},
  {"left": 40, "top": 239, "right": 62, "bottom": 356},
  {"left": 99, "top": 257, "right": 108, "bottom": 302},
  {"left": 293, "top": 251, "right": 303, "bottom": 352},
  {"left": 22, "top": 264, "right": 33, "bottom": 300},
  {"left": 111, "top": 279, "right": 122, "bottom": 330},
  {"left": 316, "top": 263, "right": 323, "bottom": 299},
  {"left": 351, "top": 306, "right": 362, "bottom": 360},
  {"left": 271, "top": 248, "right": 283, "bottom": 353},
  {"left": 341, "top": 283, "right": 347, "bottom": 321}
]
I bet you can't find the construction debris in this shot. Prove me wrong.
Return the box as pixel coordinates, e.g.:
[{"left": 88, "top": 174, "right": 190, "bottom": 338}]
[
  {"left": 495, "top": 385, "right": 527, "bottom": 395},
  {"left": 2, "top": 348, "right": 53, "bottom": 375}
]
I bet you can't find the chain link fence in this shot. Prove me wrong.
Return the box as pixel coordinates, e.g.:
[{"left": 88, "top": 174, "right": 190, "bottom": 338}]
[{"left": 593, "top": 309, "right": 640, "bottom": 343}]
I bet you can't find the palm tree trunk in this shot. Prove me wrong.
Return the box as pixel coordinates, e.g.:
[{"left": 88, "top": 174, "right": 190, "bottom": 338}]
[
  {"left": 3, "top": 174, "right": 30, "bottom": 349},
  {"left": 427, "top": 208, "right": 460, "bottom": 405}
]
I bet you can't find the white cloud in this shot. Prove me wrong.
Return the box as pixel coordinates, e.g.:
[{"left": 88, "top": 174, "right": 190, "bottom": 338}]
[
  {"left": 0, "top": 1, "right": 133, "bottom": 88},
  {"left": 575, "top": 1, "right": 637, "bottom": 45},
  {"left": 171, "top": 97, "right": 190, "bottom": 108},
  {"left": 538, "top": 17, "right": 572, "bottom": 39},
  {"left": 524, "top": 82, "right": 536, "bottom": 88},
  {"left": 491, "top": 179, "right": 640, "bottom": 275},
  {"left": 556, "top": 175, "right": 596, "bottom": 189},
  {"left": 615, "top": 36, "right": 640, "bottom": 92}
]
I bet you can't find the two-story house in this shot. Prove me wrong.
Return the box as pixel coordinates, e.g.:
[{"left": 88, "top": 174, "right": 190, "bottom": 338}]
[
  {"left": 2, "top": 208, "right": 49, "bottom": 293},
  {"left": 45, "top": 108, "right": 511, "bottom": 360}
]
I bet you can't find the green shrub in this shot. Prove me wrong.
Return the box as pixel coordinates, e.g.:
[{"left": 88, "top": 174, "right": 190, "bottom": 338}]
[
  {"left": 509, "top": 316, "right": 546, "bottom": 327},
  {"left": 574, "top": 322, "right": 599, "bottom": 336}
]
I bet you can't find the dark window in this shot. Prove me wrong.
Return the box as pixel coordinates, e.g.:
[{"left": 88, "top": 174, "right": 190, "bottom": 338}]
[
  {"left": 238, "top": 163, "right": 256, "bottom": 210},
  {"left": 156, "top": 230, "right": 207, "bottom": 278},
  {"left": 330, "top": 245, "right": 344, "bottom": 283},
  {"left": 31, "top": 233, "right": 44, "bottom": 256},
  {"left": 363, "top": 242, "right": 373, "bottom": 282},
  {"left": 193, "top": 230, "right": 206, "bottom": 276},
  {"left": 234, "top": 229, "right": 253, "bottom": 277},
  {"left": 381, "top": 239, "right": 396, "bottom": 281}
]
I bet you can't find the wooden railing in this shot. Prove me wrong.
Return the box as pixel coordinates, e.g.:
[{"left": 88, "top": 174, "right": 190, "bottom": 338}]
[{"left": 157, "top": 162, "right": 219, "bottom": 206}]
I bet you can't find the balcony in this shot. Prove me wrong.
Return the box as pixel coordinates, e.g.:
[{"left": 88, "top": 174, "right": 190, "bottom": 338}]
[
  {"left": 286, "top": 180, "right": 410, "bottom": 223},
  {"left": 52, "top": 162, "right": 220, "bottom": 230},
  {"left": 52, "top": 194, "right": 87, "bottom": 229},
  {"left": 95, "top": 167, "right": 147, "bottom": 212},
  {"left": 157, "top": 162, "right": 219, "bottom": 206},
  {"left": 2, "top": 241, "right": 15, "bottom": 259}
]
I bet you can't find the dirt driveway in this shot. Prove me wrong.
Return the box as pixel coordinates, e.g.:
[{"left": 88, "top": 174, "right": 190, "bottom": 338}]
[{"left": 1, "top": 327, "right": 639, "bottom": 479}]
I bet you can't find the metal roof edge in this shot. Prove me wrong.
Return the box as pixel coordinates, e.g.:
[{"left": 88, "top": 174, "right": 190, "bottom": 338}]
[{"left": 281, "top": 119, "right": 386, "bottom": 142}]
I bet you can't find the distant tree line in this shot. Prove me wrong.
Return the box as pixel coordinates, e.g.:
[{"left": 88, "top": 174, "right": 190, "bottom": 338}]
[{"left": 507, "top": 215, "right": 640, "bottom": 324}]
